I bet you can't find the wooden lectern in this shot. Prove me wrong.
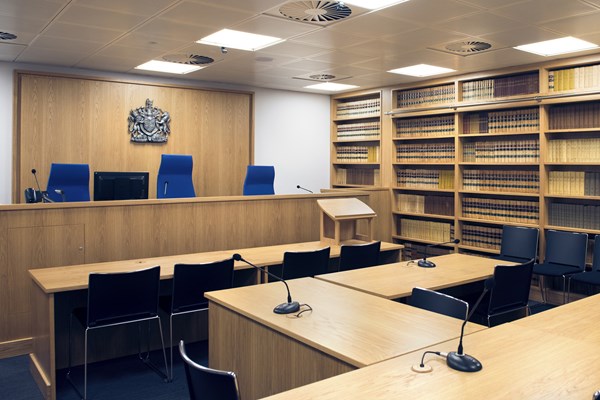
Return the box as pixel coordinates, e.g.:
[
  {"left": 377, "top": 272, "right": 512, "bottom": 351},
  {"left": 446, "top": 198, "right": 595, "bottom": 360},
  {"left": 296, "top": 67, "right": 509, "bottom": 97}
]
[{"left": 317, "top": 198, "right": 377, "bottom": 245}]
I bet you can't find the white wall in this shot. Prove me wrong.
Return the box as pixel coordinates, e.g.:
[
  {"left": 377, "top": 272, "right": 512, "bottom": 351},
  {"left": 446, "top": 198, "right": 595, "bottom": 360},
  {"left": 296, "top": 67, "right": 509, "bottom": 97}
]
[{"left": 0, "top": 62, "right": 330, "bottom": 203}]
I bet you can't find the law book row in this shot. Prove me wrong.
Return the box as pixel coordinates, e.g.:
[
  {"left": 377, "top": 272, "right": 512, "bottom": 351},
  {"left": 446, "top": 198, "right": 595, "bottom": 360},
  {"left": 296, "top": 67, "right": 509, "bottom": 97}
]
[
  {"left": 548, "top": 64, "right": 600, "bottom": 92},
  {"left": 336, "top": 98, "right": 381, "bottom": 118},
  {"left": 396, "top": 194, "right": 454, "bottom": 216},
  {"left": 461, "top": 224, "right": 502, "bottom": 250},
  {"left": 547, "top": 102, "right": 600, "bottom": 130},
  {"left": 548, "top": 171, "right": 600, "bottom": 196},
  {"left": 549, "top": 202, "right": 600, "bottom": 230},
  {"left": 396, "top": 143, "right": 455, "bottom": 162},
  {"left": 462, "top": 197, "right": 539, "bottom": 224},
  {"left": 462, "top": 72, "right": 538, "bottom": 101},
  {"left": 399, "top": 218, "right": 453, "bottom": 242},
  {"left": 336, "top": 121, "right": 381, "bottom": 140},
  {"left": 462, "top": 169, "right": 539, "bottom": 193},
  {"left": 335, "top": 167, "right": 381, "bottom": 186},
  {"left": 396, "top": 84, "right": 455, "bottom": 108},
  {"left": 395, "top": 115, "right": 455, "bottom": 138},
  {"left": 463, "top": 140, "right": 540, "bottom": 163},
  {"left": 395, "top": 169, "right": 454, "bottom": 189},
  {"left": 401, "top": 242, "right": 451, "bottom": 261},
  {"left": 335, "top": 145, "right": 380, "bottom": 163},
  {"left": 547, "top": 138, "right": 600, "bottom": 163},
  {"left": 462, "top": 108, "right": 539, "bottom": 134}
]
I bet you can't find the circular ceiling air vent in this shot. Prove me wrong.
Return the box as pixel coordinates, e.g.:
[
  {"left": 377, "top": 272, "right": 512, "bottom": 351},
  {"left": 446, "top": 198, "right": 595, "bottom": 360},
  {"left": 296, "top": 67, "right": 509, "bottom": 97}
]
[
  {"left": 309, "top": 73, "right": 336, "bottom": 81},
  {"left": 444, "top": 41, "right": 492, "bottom": 54},
  {"left": 279, "top": 1, "right": 352, "bottom": 22},
  {"left": 0, "top": 32, "right": 17, "bottom": 40},
  {"left": 162, "top": 54, "right": 214, "bottom": 65}
]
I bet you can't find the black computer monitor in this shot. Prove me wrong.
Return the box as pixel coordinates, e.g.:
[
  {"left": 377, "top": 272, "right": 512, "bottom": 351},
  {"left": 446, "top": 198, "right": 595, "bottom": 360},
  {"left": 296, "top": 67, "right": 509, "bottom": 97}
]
[{"left": 93, "top": 171, "right": 149, "bottom": 201}]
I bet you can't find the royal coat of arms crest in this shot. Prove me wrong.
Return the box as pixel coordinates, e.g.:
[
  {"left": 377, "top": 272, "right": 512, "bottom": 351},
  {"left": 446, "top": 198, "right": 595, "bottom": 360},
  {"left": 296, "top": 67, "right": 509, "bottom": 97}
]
[{"left": 128, "top": 99, "right": 171, "bottom": 142}]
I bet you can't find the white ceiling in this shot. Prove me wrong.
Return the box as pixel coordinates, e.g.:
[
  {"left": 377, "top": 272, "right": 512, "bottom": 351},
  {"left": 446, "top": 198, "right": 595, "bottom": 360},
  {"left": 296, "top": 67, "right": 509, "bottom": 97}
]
[{"left": 2, "top": 0, "right": 600, "bottom": 93}]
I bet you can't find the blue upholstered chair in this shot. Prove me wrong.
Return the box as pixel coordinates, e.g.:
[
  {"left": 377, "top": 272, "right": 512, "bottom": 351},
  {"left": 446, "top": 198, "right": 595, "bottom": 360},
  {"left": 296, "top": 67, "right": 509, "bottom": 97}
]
[
  {"left": 567, "top": 235, "right": 600, "bottom": 302},
  {"left": 157, "top": 154, "right": 195, "bottom": 198},
  {"left": 46, "top": 163, "right": 90, "bottom": 202},
  {"left": 493, "top": 225, "right": 539, "bottom": 263},
  {"left": 242, "top": 165, "right": 275, "bottom": 195}
]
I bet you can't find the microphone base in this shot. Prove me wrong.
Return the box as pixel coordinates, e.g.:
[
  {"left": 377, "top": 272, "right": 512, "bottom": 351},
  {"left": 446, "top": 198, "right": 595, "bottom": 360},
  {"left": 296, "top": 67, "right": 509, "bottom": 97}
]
[
  {"left": 273, "top": 301, "right": 300, "bottom": 315},
  {"left": 417, "top": 259, "right": 436, "bottom": 268},
  {"left": 446, "top": 351, "right": 482, "bottom": 372}
]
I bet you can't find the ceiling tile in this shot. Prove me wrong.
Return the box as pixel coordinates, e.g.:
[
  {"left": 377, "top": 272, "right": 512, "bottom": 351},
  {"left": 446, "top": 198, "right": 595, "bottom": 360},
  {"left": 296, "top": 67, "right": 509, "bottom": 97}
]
[
  {"left": 232, "top": 15, "right": 320, "bottom": 38},
  {"left": 189, "top": 0, "right": 287, "bottom": 14},
  {"left": 93, "top": 44, "right": 166, "bottom": 60},
  {"left": 259, "top": 41, "right": 329, "bottom": 58},
  {"left": 290, "top": 29, "right": 370, "bottom": 49},
  {"left": 160, "top": 1, "right": 253, "bottom": 29},
  {"left": 539, "top": 11, "right": 600, "bottom": 36},
  {"left": 0, "top": 0, "right": 66, "bottom": 20},
  {"left": 114, "top": 32, "right": 193, "bottom": 51},
  {"left": 134, "top": 19, "right": 211, "bottom": 42},
  {"left": 75, "top": 0, "right": 178, "bottom": 16},
  {"left": 16, "top": 46, "right": 87, "bottom": 65},
  {"left": 0, "top": 42, "right": 26, "bottom": 61},
  {"left": 0, "top": 30, "right": 38, "bottom": 46},
  {"left": 326, "top": 12, "right": 420, "bottom": 39},
  {"left": 41, "top": 22, "right": 123, "bottom": 43},
  {"left": 380, "top": 28, "right": 468, "bottom": 53},
  {"left": 27, "top": 36, "right": 104, "bottom": 54},
  {"left": 0, "top": 14, "right": 48, "bottom": 33},
  {"left": 481, "top": 26, "right": 561, "bottom": 48},
  {"left": 384, "top": 0, "right": 481, "bottom": 24},
  {"left": 56, "top": 4, "right": 147, "bottom": 31},
  {"left": 75, "top": 54, "right": 141, "bottom": 71},
  {"left": 281, "top": 58, "right": 336, "bottom": 72},
  {"left": 454, "top": 0, "right": 527, "bottom": 10},
  {"left": 435, "top": 11, "right": 527, "bottom": 36},
  {"left": 493, "top": 0, "right": 598, "bottom": 24}
]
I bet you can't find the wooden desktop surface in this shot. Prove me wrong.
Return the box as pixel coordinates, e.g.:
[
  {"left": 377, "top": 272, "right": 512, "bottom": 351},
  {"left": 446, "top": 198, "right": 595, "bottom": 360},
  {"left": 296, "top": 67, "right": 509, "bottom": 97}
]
[
  {"left": 262, "top": 299, "right": 600, "bottom": 400},
  {"left": 29, "top": 240, "right": 403, "bottom": 293},
  {"left": 206, "top": 277, "right": 484, "bottom": 369},
  {"left": 207, "top": 278, "right": 485, "bottom": 399},
  {"left": 315, "top": 253, "right": 508, "bottom": 299}
]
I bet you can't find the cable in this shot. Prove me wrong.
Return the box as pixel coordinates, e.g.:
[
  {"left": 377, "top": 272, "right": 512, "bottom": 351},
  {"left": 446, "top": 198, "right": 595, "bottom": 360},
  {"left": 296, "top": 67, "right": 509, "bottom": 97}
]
[{"left": 286, "top": 304, "right": 313, "bottom": 318}]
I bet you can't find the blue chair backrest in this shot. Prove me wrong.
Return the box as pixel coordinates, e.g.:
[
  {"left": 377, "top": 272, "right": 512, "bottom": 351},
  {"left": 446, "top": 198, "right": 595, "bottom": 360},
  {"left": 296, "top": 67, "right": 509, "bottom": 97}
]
[
  {"left": 544, "top": 230, "right": 588, "bottom": 270},
  {"left": 593, "top": 235, "right": 600, "bottom": 272},
  {"left": 157, "top": 154, "right": 195, "bottom": 198},
  {"left": 243, "top": 165, "right": 275, "bottom": 195},
  {"left": 410, "top": 287, "right": 468, "bottom": 321},
  {"left": 499, "top": 226, "right": 539, "bottom": 263},
  {"left": 46, "top": 163, "right": 90, "bottom": 202}
]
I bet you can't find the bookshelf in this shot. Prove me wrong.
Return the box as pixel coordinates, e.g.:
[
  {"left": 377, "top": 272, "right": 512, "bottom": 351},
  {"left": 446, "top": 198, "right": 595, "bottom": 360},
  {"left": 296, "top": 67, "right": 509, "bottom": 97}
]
[
  {"left": 331, "top": 90, "right": 382, "bottom": 187},
  {"left": 330, "top": 55, "right": 600, "bottom": 265}
]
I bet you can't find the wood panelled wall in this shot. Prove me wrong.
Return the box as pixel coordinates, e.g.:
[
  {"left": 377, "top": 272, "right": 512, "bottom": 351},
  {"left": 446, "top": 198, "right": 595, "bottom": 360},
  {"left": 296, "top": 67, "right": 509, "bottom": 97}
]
[{"left": 14, "top": 72, "right": 253, "bottom": 202}]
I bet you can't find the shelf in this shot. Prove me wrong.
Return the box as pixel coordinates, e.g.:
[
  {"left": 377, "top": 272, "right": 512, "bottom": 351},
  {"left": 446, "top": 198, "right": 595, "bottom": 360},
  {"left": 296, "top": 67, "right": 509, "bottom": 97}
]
[
  {"left": 333, "top": 138, "right": 381, "bottom": 144},
  {"left": 392, "top": 187, "right": 455, "bottom": 193},
  {"left": 544, "top": 225, "right": 600, "bottom": 235},
  {"left": 545, "top": 128, "right": 600, "bottom": 134},
  {"left": 459, "top": 162, "right": 539, "bottom": 166},
  {"left": 333, "top": 162, "right": 380, "bottom": 166},
  {"left": 333, "top": 114, "right": 380, "bottom": 122},
  {"left": 392, "top": 235, "right": 457, "bottom": 246},
  {"left": 393, "top": 136, "right": 454, "bottom": 141},
  {"left": 545, "top": 194, "right": 600, "bottom": 201},
  {"left": 459, "top": 131, "right": 538, "bottom": 138},
  {"left": 393, "top": 162, "right": 454, "bottom": 166},
  {"left": 332, "top": 184, "right": 379, "bottom": 189},
  {"left": 393, "top": 211, "right": 455, "bottom": 220},
  {"left": 458, "top": 244, "right": 500, "bottom": 255},
  {"left": 544, "top": 162, "right": 600, "bottom": 166},
  {"left": 459, "top": 190, "right": 539, "bottom": 198},
  {"left": 458, "top": 217, "right": 539, "bottom": 228}
]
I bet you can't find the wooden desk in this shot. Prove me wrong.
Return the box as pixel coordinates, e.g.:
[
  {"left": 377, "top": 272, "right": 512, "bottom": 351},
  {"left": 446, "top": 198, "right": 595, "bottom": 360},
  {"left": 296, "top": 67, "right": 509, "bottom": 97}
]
[
  {"left": 206, "top": 278, "right": 485, "bottom": 400},
  {"left": 315, "top": 253, "right": 507, "bottom": 299},
  {"left": 28, "top": 240, "right": 402, "bottom": 400},
  {"left": 262, "top": 309, "right": 600, "bottom": 400}
]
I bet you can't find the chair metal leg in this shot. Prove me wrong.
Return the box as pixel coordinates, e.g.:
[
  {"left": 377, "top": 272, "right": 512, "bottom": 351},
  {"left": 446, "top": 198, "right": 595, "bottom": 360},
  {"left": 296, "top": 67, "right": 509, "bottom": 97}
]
[
  {"left": 138, "top": 317, "right": 169, "bottom": 382},
  {"left": 169, "top": 314, "right": 174, "bottom": 382},
  {"left": 537, "top": 275, "right": 546, "bottom": 303},
  {"left": 84, "top": 328, "right": 89, "bottom": 400},
  {"left": 566, "top": 277, "right": 572, "bottom": 303},
  {"left": 66, "top": 313, "right": 86, "bottom": 400}
]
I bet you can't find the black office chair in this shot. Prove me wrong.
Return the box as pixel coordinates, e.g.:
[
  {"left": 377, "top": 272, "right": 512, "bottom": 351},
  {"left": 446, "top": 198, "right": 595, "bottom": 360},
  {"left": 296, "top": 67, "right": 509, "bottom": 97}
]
[
  {"left": 161, "top": 258, "right": 234, "bottom": 381},
  {"left": 567, "top": 235, "right": 600, "bottom": 302},
  {"left": 409, "top": 287, "right": 468, "bottom": 320},
  {"left": 281, "top": 247, "right": 331, "bottom": 280},
  {"left": 472, "top": 259, "right": 535, "bottom": 327},
  {"left": 533, "top": 230, "right": 588, "bottom": 304},
  {"left": 493, "top": 225, "right": 539, "bottom": 263},
  {"left": 67, "top": 266, "right": 168, "bottom": 400},
  {"left": 179, "top": 340, "right": 240, "bottom": 400},
  {"left": 338, "top": 241, "right": 381, "bottom": 272}
]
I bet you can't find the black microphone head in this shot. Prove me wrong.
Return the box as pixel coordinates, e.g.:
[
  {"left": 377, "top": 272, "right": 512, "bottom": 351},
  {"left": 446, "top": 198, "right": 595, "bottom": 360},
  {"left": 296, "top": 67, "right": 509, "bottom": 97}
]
[
  {"left": 484, "top": 277, "right": 495, "bottom": 291},
  {"left": 453, "top": 239, "right": 460, "bottom": 244},
  {"left": 296, "top": 185, "right": 300, "bottom": 188},
  {"left": 31, "top": 169, "right": 37, "bottom": 174},
  {"left": 232, "top": 253, "right": 242, "bottom": 261}
]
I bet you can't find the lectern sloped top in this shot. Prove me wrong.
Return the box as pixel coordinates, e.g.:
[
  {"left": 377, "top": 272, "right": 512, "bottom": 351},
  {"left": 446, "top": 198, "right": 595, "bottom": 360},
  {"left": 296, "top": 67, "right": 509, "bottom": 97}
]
[{"left": 316, "top": 198, "right": 376, "bottom": 220}]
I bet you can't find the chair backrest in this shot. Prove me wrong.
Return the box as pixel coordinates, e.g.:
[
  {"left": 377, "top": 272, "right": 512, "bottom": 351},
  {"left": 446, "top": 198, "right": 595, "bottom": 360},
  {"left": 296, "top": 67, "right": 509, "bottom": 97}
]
[
  {"left": 243, "top": 165, "right": 275, "bottom": 195},
  {"left": 179, "top": 340, "right": 240, "bottom": 400},
  {"left": 498, "top": 226, "right": 539, "bottom": 263},
  {"left": 171, "top": 258, "right": 235, "bottom": 313},
  {"left": 410, "top": 287, "right": 468, "bottom": 320},
  {"left": 339, "top": 241, "right": 381, "bottom": 271},
  {"left": 592, "top": 235, "right": 600, "bottom": 272},
  {"left": 282, "top": 247, "right": 331, "bottom": 280},
  {"left": 157, "top": 154, "right": 195, "bottom": 198},
  {"left": 487, "top": 258, "right": 535, "bottom": 315},
  {"left": 46, "top": 163, "right": 90, "bottom": 202},
  {"left": 87, "top": 266, "right": 160, "bottom": 328},
  {"left": 544, "top": 230, "right": 588, "bottom": 271}
]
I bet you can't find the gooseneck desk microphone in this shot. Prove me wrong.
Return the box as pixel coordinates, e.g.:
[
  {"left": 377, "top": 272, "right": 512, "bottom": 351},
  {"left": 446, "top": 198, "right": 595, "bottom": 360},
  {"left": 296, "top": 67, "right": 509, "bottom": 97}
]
[
  {"left": 296, "top": 185, "right": 313, "bottom": 194},
  {"left": 232, "top": 253, "right": 300, "bottom": 315},
  {"left": 418, "top": 239, "right": 460, "bottom": 268}
]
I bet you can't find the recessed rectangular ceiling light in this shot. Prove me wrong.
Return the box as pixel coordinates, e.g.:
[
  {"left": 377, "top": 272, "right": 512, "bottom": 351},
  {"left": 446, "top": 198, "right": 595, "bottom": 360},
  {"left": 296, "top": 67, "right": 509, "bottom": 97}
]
[
  {"left": 514, "top": 36, "right": 598, "bottom": 56},
  {"left": 198, "top": 29, "right": 283, "bottom": 51},
  {"left": 343, "top": 0, "right": 410, "bottom": 10},
  {"left": 388, "top": 64, "right": 455, "bottom": 77},
  {"left": 305, "top": 82, "right": 359, "bottom": 92},
  {"left": 135, "top": 60, "right": 203, "bottom": 74}
]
